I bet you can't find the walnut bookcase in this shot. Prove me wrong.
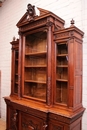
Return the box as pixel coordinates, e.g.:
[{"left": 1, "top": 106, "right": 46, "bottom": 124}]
[{"left": 4, "top": 4, "right": 85, "bottom": 130}]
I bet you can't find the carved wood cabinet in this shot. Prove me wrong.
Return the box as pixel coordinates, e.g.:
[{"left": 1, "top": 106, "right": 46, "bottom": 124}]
[{"left": 4, "top": 4, "right": 85, "bottom": 130}]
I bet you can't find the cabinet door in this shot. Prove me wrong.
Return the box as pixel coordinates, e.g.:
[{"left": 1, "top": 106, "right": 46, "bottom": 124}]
[
  {"left": 21, "top": 112, "right": 46, "bottom": 130},
  {"left": 55, "top": 42, "right": 68, "bottom": 105},
  {"left": 11, "top": 40, "right": 19, "bottom": 95},
  {"left": 22, "top": 31, "right": 47, "bottom": 101}
]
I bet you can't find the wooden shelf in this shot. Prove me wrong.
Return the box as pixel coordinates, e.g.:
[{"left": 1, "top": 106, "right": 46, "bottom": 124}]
[
  {"left": 56, "top": 79, "right": 68, "bottom": 82},
  {"left": 25, "top": 80, "right": 46, "bottom": 84},
  {"left": 25, "top": 51, "right": 47, "bottom": 56},
  {"left": 57, "top": 54, "right": 68, "bottom": 57},
  {"left": 56, "top": 65, "right": 68, "bottom": 68},
  {"left": 25, "top": 65, "right": 47, "bottom": 68},
  {"left": 57, "top": 43, "right": 67, "bottom": 45}
]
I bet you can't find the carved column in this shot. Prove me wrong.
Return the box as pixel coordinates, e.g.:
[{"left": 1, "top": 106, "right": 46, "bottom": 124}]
[
  {"left": 46, "top": 20, "right": 53, "bottom": 106},
  {"left": 18, "top": 31, "right": 22, "bottom": 99}
]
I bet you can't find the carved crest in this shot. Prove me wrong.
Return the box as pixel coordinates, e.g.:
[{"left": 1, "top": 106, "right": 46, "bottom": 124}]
[{"left": 26, "top": 4, "right": 36, "bottom": 21}]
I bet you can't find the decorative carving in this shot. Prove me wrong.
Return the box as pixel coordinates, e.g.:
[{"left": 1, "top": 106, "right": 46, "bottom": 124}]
[
  {"left": 55, "top": 32, "right": 69, "bottom": 39},
  {"left": 47, "top": 77, "right": 51, "bottom": 105},
  {"left": 18, "top": 30, "right": 23, "bottom": 35},
  {"left": 70, "top": 19, "right": 75, "bottom": 27},
  {"left": 27, "top": 4, "right": 36, "bottom": 21},
  {"left": 54, "top": 19, "right": 62, "bottom": 31},
  {"left": 19, "top": 19, "right": 47, "bottom": 32},
  {"left": 18, "top": 75, "right": 21, "bottom": 98},
  {"left": 11, "top": 110, "right": 17, "bottom": 130},
  {"left": 22, "top": 120, "right": 39, "bottom": 130},
  {"left": 13, "top": 36, "right": 16, "bottom": 41},
  {"left": 43, "top": 122, "right": 48, "bottom": 130}
]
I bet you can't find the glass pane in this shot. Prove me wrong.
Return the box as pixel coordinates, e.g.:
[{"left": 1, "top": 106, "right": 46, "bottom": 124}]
[
  {"left": 14, "top": 50, "right": 18, "bottom": 94},
  {"left": 24, "top": 31, "right": 47, "bottom": 101},
  {"left": 56, "top": 43, "right": 68, "bottom": 104}
]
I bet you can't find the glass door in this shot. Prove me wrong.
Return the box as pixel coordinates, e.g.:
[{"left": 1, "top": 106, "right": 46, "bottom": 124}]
[
  {"left": 56, "top": 43, "right": 68, "bottom": 104},
  {"left": 23, "top": 31, "right": 47, "bottom": 101},
  {"left": 13, "top": 49, "right": 19, "bottom": 94}
]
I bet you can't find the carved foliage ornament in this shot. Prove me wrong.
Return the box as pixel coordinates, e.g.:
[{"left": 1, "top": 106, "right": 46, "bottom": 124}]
[{"left": 10, "top": 110, "right": 18, "bottom": 130}]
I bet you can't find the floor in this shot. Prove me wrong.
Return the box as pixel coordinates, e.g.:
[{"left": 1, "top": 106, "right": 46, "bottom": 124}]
[{"left": 0, "top": 119, "right": 6, "bottom": 130}]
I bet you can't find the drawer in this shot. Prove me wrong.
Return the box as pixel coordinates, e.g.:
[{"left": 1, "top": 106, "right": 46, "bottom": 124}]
[{"left": 48, "top": 119, "right": 68, "bottom": 130}]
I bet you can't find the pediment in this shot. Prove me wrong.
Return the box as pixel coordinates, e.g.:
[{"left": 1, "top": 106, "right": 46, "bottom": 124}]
[{"left": 16, "top": 4, "right": 51, "bottom": 28}]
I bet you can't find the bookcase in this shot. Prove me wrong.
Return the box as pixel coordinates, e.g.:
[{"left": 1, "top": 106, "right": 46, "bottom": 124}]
[{"left": 4, "top": 4, "right": 85, "bottom": 130}]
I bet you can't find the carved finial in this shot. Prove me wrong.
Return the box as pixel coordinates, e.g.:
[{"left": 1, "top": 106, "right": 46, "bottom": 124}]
[
  {"left": 70, "top": 19, "right": 75, "bottom": 27},
  {"left": 13, "top": 36, "right": 16, "bottom": 41},
  {"left": 26, "top": 4, "right": 36, "bottom": 21}
]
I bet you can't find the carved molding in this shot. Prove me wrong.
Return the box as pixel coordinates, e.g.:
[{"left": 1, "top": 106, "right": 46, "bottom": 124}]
[
  {"left": 55, "top": 32, "right": 69, "bottom": 39},
  {"left": 19, "top": 19, "right": 47, "bottom": 32}
]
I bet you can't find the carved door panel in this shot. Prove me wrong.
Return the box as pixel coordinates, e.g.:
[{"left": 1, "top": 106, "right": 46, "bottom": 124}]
[{"left": 21, "top": 112, "right": 47, "bottom": 130}]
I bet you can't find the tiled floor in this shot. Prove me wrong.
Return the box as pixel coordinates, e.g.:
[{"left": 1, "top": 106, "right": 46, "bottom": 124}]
[{"left": 0, "top": 119, "right": 6, "bottom": 130}]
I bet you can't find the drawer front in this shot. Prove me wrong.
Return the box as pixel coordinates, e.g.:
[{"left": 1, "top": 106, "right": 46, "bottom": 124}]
[
  {"left": 21, "top": 112, "right": 47, "bottom": 130},
  {"left": 48, "top": 120, "right": 64, "bottom": 130}
]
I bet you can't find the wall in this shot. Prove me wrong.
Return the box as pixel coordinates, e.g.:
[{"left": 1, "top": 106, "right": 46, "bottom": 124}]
[{"left": 0, "top": 0, "right": 87, "bottom": 129}]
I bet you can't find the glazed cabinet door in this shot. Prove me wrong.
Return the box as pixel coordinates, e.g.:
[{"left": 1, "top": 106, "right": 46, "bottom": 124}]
[
  {"left": 55, "top": 42, "right": 68, "bottom": 105},
  {"left": 11, "top": 39, "right": 19, "bottom": 96},
  {"left": 22, "top": 30, "right": 47, "bottom": 102}
]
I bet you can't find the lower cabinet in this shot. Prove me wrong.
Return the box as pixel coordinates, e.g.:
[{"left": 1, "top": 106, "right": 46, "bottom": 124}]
[{"left": 4, "top": 98, "right": 84, "bottom": 130}]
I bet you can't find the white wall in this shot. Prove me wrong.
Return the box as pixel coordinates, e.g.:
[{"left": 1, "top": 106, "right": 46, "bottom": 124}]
[{"left": 0, "top": 0, "right": 87, "bottom": 129}]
